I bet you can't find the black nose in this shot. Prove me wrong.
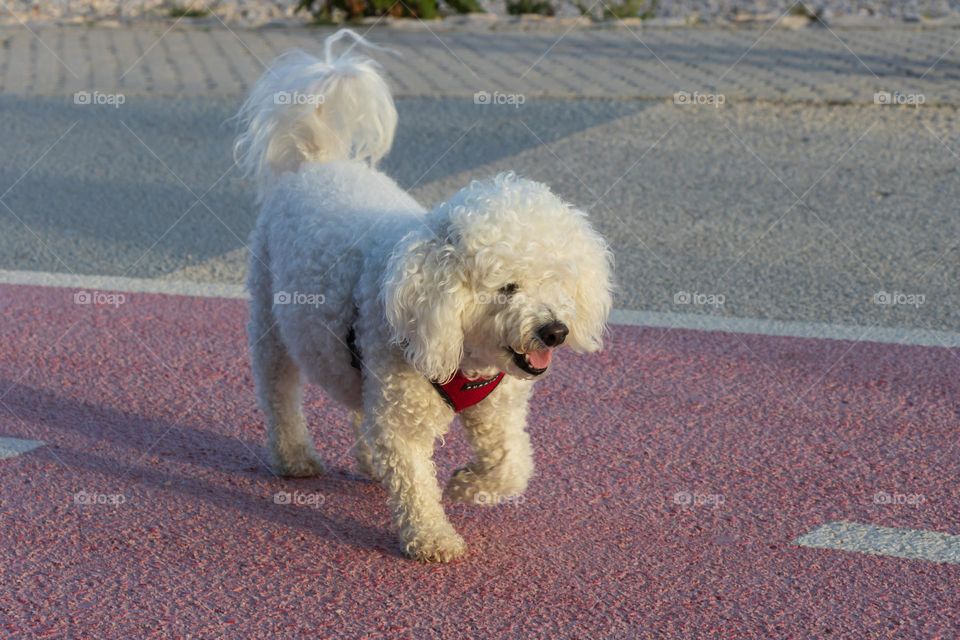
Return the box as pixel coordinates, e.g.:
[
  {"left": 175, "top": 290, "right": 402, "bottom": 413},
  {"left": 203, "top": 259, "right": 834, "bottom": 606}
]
[{"left": 537, "top": 321, "right": 569, "bottom": 347}]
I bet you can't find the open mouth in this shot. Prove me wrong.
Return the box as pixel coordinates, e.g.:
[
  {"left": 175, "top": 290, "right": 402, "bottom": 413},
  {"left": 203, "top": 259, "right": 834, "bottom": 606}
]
[{"left": 508, "top": 347, "right": 553, "bottom": 376}]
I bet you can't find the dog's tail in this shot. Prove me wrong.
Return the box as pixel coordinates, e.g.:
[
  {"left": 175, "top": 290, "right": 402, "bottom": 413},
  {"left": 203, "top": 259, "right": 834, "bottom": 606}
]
[{"left": 234, "top": 30, "right": 397, "bottom": 202}]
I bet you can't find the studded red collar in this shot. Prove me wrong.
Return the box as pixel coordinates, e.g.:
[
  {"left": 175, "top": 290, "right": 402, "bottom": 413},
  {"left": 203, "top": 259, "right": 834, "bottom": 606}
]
[
  {"left": 346, "top": 321, "right": 503, "bottom": 412},
  {"left": 431, "top": 371, "right": 505, "bottom": 413}
]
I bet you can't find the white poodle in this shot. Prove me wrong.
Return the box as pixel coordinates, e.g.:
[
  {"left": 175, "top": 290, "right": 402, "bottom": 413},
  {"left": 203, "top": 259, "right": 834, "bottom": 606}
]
[{"left": 235, "top": 30, "right": 613, "bottom": 562}]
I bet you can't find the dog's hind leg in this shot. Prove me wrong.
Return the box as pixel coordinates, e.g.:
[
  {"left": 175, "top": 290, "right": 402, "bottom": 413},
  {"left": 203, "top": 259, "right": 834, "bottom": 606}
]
[
  {"left": 350, "top": 410, "right": 380, "bottom": 481},
  {"left": 248, "top": 242, "right": 325, "bottom": 478}
]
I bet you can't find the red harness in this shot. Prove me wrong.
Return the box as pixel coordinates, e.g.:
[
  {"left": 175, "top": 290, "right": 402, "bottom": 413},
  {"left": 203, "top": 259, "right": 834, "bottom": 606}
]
[
  {"left": 347, "top": 321, "right": 503, "bottom": 412},
  {"left": 432, "top": 371, "right": 505, "bottom": 413}
]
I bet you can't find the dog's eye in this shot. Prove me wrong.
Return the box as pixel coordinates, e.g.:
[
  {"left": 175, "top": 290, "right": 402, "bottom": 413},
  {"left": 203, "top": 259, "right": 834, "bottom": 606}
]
[{"left": 499, "top": 283, "right": 519, "bottom": 296}]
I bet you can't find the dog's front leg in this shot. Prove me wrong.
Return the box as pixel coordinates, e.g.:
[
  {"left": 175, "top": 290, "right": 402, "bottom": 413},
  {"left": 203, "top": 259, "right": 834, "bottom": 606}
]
[
  {"left": 446, "top": 377, "right": 535, "bottom": 505},
  {"left": 366, "top": 381, "right": 466, "bottom": 563}
]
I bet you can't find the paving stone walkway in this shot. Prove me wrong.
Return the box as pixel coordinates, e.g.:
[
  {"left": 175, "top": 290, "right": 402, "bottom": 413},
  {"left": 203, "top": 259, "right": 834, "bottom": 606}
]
[{"left": 1, "top": 24, "right": 959, "bottom": 104}]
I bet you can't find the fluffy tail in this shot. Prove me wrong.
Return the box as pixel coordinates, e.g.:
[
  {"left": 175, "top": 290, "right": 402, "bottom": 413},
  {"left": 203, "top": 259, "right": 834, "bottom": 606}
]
[{"left": 234, "top": 30, "right": 397, "bottom": 202}]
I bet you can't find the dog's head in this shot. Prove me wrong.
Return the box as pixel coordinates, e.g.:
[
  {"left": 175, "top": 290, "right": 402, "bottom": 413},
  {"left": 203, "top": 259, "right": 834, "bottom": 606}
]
[{"left": 382, "top": 173, "right": 613, "bottom": 383}]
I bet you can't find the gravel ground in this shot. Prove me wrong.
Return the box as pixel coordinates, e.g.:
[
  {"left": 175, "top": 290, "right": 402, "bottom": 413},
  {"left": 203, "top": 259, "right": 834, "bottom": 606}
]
[
  {"left": 647, "top": 0, "right": 960, "bottom": 20},
  {"left": 4, "top": 0, "right": 960, "bottom": 26}
]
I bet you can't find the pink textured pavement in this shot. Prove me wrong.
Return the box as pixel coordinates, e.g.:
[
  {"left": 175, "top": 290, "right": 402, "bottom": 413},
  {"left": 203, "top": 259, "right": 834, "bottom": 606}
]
[{"left": 1, "top": 283, "right": 959, "bottom": 638}]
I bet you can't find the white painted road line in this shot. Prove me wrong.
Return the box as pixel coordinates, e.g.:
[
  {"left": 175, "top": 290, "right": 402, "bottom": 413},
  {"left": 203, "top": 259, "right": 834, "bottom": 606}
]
[
  {"left": 610, "top": 309, "right": 960, "bottom": 349},
  {"left": 0, "top": 437, "right": 44, "bottom": 460},
  {"left": 0, "top": 269, "right": 247, "bottom": 299},
  {"left": 796, "top": 521, "right": 960, "bottom": 565},
  {"left": 2, "top": 268, "right": 960, "bottom": 348}
]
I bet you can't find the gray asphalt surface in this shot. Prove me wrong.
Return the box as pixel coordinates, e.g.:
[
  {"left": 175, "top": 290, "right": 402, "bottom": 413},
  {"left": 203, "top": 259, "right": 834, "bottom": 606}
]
[
  {"left": 2, "top": 92, "right": 958, "bottom": 332},
  {"left": 0, "top": 94, "right": 643, "bottom": 275}
]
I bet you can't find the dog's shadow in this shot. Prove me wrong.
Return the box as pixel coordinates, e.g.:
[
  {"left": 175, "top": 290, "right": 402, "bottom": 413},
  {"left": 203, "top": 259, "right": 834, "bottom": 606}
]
[{"left": 0, "top": 379, "right": 405, "bottom": 559}]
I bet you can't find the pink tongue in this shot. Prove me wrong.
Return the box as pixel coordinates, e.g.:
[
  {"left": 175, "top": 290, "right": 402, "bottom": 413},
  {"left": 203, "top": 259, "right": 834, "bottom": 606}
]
[{"left": 526, "top": 348, "right": 553, "bottom": 369}]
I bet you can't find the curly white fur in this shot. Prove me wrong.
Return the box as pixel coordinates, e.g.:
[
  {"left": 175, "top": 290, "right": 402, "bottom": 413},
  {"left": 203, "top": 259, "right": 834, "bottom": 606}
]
[{"left": 238, "top": 30, "right": 614, "bottom": 563}]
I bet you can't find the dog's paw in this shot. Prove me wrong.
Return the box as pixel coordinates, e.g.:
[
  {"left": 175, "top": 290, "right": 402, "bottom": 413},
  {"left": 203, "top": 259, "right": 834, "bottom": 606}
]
[
  {"left": 354, "top": 457, "right": 382, "bottom": 482},
  {"left": 445, "top": 466, "right": 525, "bottom": 506},
  {"left": 272, "top": 446, "right": 326, "bottom": 478},
  {"left": 403, "top": 529, "right": 467, "bottom": 563},
  {"left": 445, "top": 467, "right": 485, "bottom": 504},
  {"left": 352, "top": 442, "right": 382, "bottom": 482}
]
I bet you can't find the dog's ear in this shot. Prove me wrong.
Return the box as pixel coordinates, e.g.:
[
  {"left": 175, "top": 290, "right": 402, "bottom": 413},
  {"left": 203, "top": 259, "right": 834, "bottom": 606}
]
[
  {"left": 382, "top": 228, "right": 467, "bottom": 382},
  {"left": 568, "top": 219, "right": 614, "bottom": 353}
]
